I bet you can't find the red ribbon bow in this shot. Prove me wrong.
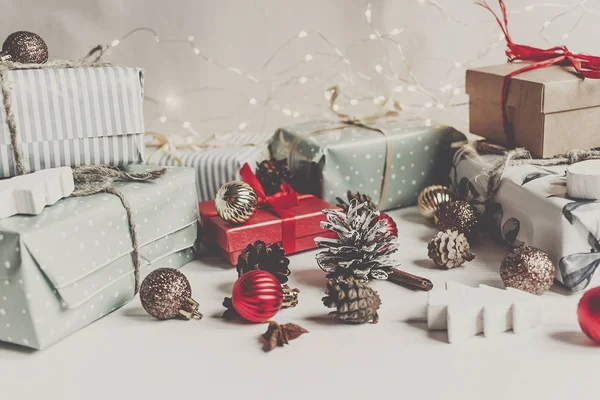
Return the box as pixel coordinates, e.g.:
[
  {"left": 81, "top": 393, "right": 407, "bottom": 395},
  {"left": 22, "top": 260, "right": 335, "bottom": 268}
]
[
  {"left": 477, "top": 0, "right": 600, "bottom": 146},
  {"left": 239, "top": 163, "right": 303, "bottom": 253}
]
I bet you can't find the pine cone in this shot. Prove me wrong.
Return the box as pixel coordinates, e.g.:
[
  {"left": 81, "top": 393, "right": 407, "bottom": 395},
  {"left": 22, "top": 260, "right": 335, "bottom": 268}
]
[
  {"left": 255, "top": 159, "right": 293, "bottom": 196},
  {"left": 322, "top": 277, "right": 381, "bottom": 324},
  {"left": 427, "top": 230, "right": 475, "bottom": 269},
  {"left": 315, "top": 200, "right": 400, "bottom": 282},
  {"left": 336, "top": 191, "right": 377, "bottom": 214},
  {"left": 236, "top": 240, "right": 291, "bottom": 283}
]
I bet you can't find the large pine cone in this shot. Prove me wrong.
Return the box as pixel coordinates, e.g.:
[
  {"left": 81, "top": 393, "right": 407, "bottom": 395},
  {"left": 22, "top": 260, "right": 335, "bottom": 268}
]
[
  {"left": 335, "top": 191, "right": 377, "bottom": 214},
  {"left": 255, "top": 159, "right": 293, "bottom": 196},
  {"left": 236, "top": 240, "right": 291, "bottom": 283},
  {"left": 322, "top": 277, "right": 381, "bottom": 324},
  {"left": 427, "top": 230, "right": 475, "bottom": 269}
]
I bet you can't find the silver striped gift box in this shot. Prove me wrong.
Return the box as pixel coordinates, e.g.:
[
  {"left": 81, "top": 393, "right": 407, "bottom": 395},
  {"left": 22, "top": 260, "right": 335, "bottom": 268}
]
[
  {"left": 147, "top": 132, "right": 270, "bottom": 202},
  {"left": 0, "top": 66, "right": 145, "bottom": 178}
]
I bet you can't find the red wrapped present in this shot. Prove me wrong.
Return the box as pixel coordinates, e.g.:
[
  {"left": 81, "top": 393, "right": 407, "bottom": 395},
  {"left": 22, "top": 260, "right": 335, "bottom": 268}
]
[{"left": 199, "top": 163, "right": 340, "bottom": 264}]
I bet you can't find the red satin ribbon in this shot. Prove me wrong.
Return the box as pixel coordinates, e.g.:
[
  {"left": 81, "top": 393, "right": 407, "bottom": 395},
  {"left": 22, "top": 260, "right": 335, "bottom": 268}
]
[
  {"left": 477, "top": 0, "right": 600, "bottom": 146},
  {"left": 239, "top": 163, "right": 304, "bottom": 254}
]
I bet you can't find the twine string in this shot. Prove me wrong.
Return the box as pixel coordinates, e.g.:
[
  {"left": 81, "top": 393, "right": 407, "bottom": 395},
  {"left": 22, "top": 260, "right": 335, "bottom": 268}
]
[{"left": 71, "top": 165, "right": 167, "bottom": 294}]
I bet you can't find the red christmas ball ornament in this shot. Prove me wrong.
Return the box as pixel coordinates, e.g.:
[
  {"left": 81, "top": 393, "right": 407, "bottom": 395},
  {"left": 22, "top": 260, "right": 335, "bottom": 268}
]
[
  {"left": 232, "top": 270, "right": 284, "bottom": 323},
  {"left": 577, "top": 286, "right": 600, "bottom": 343},
  {"left": 375, "top": 212, "right": 398, "bottom": 237}
]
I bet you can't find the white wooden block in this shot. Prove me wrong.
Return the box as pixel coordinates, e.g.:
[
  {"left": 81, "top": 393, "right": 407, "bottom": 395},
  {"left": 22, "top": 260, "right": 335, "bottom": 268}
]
[
  {"left": 427, "top": 290, "right": 449, "bottom": 330},
  {"left": 446, "top": 283, "right": 483, "bottom": 344},
  {"left": 566, "top": 160, "right": 600, "bottom": 200},
  {"left": 0, "top": 167, "right": 74, "bottom": 219},
  {"left": 479, "top": 284, "right": 513, "bottom": 338},
  {"left": 506, "top": 288, "right": 543, "bottom": 334}
]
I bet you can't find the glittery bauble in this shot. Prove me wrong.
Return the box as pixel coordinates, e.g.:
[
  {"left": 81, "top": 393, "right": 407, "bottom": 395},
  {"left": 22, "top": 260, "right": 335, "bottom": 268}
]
[
  {"left": 577, "top": 287, "right": 600, "bottom": 343},
  {"left": 140, "top": 268, "right": 202, "bottom": 320},
  {"left": 0, "top": 31, "right": 48, "bottom": 64},
  {"left": 499, "top": 246, "right": 554, "bottom": 295},
  {"left": 232, "top": 270, "right": 284, "bottom": 323},
  {"left": 215, "top": 181, "right": 258, "bottom": 224},
  {"left": 375, "top": 212, "right": 398, "bottom": 237},
  {"left": 437, "top": 200, "right": 479, "bottom": 236},
  {"left": 418, "top": 185, "right": 453, "bottom": 222}
]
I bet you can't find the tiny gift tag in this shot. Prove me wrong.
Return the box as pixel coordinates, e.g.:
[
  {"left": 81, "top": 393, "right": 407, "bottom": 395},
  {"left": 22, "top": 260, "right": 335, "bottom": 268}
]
[
  {"left": 0, "top": 167, "right": 74, "bottom": 219},
  {"left": 566, "top": 160, "right": 600, "bottom": 200}
]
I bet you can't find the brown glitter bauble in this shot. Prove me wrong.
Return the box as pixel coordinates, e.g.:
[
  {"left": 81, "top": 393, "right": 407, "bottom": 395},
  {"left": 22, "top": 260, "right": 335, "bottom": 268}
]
[
  {"left": 500, "top": 246, "right": 555, "bottom": 295},
  {"left": 0, "top": 31, "right": 48, "bottom": 64},
  {"left": 140, "top": 268, "right": 202, "bottom": 320},
  {"left": 215, "top": 181, "right": 258, "bottom": 225},
  {"left": 437, "top": 200, "right": 479, "bottom": 236}
]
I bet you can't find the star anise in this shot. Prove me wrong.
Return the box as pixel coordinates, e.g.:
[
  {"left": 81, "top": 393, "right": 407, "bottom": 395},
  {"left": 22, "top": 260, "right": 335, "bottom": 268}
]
[{"left": 261, "top": 321, "right": 308, "bottom": 352}]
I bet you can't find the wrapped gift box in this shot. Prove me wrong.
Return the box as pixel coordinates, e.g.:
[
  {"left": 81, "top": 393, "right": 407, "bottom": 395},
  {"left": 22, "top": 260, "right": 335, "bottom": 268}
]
[
  {"left": 269, "top": 117, "right": 459, "bottom": 211},
  {"left": 146, "top": 132, "right": 270, "bottom": 202},
  {"left": 451, "top": 146, "right": 600, "bottom": 293},
  {"left": 0, "top": 66, "right": 145, "bottom": 178},
  {"left": 0, "top": 166, "right": 199, "bottom": 349},
  {"left": 199, "top": 197, "right": 339, "bottom": 264},
  {"left": 466, "top": 64, "right": 600, "bottom": 158}
]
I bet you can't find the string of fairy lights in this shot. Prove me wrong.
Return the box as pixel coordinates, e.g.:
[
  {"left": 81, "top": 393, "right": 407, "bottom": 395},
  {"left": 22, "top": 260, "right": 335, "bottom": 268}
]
[{"left": 107, "top": 0, "right": 598, "bottom": 138}]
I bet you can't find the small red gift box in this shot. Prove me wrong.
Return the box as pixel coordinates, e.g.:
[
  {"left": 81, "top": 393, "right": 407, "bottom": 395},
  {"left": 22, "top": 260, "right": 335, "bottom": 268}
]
[
  {"left": 199, "top": 162, "right": 340, "bottom": 265},
  {"left": 199, "top": 197, "right": 339, "bottom": 264}
]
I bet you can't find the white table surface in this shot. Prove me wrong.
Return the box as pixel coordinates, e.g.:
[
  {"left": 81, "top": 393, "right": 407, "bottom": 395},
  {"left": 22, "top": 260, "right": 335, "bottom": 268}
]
[{"left": 0, "top": 207, "right": 594, "bottom": 400}]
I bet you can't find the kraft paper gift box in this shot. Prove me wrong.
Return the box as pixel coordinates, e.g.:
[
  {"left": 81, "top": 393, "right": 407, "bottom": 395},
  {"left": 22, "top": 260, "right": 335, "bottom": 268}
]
[
  {"left": 199, "top": 197, "right": 339, "bottom": 265},
  {"left": 451, "top": 145, "right": 600, "bottom": 293},
  {"left": 0, "top": 166, "right": 199, "bottom": 349},
  {"left": 0, "top": 66, "right": 145, "bottom": 178},
  {"left": 269, "top": 117, "right": 458, "bottom": 211},
  {"left": 466, "top": 64, "right": 600, "bottom": 158},
  {"left": 146, "top": 132, "right": 270, "bottom": 203}
]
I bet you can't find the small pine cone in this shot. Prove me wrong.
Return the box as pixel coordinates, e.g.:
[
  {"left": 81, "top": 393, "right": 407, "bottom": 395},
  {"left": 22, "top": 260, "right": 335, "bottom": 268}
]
[
  {"left": 335, "top": 191, "right": 378, "bottom": 214},
  {"left": 236, "top": 240, "right": 291, "bottom": 283},
  {"left": 255, "top": 159, "right": 293, "bottom": 196},
  {"left": 427, "top": 230, "right": 475, "bottom": 269},
  {"left": 322, "top": 277, "right": 381, "bottom": 324}
]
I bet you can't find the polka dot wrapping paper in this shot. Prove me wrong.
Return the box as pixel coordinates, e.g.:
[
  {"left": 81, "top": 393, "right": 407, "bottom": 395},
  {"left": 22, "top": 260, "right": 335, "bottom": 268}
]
[
  {"left": 451, "top": 146, "right": 600, "bottom": 293},
  {"left": 269, "top": 117, "right": 459, "bottom": 211},
  {"left": 0, "top": 165, "right": 199, "bottom": 349}
]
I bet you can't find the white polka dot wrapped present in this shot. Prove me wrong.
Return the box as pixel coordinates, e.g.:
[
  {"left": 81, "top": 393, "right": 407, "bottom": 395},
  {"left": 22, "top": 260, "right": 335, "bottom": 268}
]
[
  {"left": 0, "top": 166, "right": 199, "bottom": 349},
  {"left": 270, "top": 117, "right": 461, "bottom": 211}
]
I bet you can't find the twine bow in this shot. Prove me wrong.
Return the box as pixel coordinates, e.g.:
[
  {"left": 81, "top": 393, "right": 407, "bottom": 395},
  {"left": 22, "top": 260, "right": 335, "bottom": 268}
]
[
  {"left": 145, "top": 131, "right": 263, "bottom": 167},
  {"left": 477, "top": 0, "right": 600, "bottom": 146},
  {"left": 288, "top": 86, "right": 403, "bottom": 210}
]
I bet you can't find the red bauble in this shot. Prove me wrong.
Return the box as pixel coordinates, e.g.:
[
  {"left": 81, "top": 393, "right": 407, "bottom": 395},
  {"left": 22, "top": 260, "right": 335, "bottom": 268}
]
[
  {"left": 578, "top": 286, "right": 600, "bottom": 343},
  {"left": 376, "top": 212, "right": 398, "bottom": 237},
  {"left": 232, "top": 270, "right": 284, "bottom": 323}
]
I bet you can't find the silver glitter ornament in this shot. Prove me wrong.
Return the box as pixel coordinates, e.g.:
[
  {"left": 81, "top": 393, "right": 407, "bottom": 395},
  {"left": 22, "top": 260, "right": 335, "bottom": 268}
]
[
  {"left": 215, "top": 181, "right": 258, "bottom": 224},
  {"left": 139, "top": 268, "right": 202, "bottom": 320},
  {"left": 0, "top": 31, "right": 49, "bottom": 64},
  {"left": 500, "top": 246, "right": 554, "bottom": 295}
]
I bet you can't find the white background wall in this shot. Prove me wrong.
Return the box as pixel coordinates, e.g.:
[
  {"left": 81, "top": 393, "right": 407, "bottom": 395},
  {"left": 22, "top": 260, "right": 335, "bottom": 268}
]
[{"left": 3, "top": 0, "right": 600, "bottom": 138}]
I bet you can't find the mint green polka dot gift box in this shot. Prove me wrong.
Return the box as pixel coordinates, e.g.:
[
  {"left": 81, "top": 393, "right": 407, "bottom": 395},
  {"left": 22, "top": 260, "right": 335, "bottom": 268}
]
[
  {"left": 0, "top": 166, "right": 199, "bottom": 349},
  {"left": 269, "top": 118, "right": 461, "bottom": 211}
]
